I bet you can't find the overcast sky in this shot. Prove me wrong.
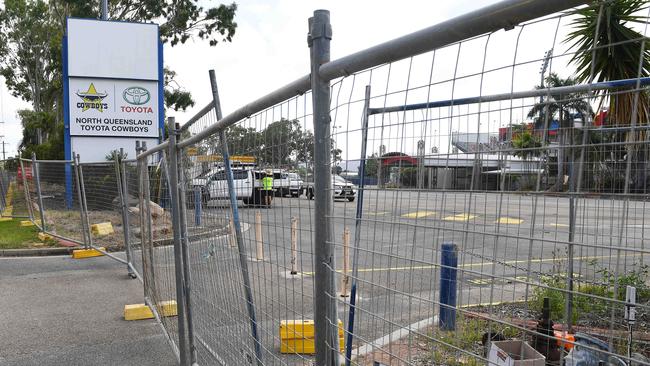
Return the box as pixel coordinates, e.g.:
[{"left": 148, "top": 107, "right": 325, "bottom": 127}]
[
  {"left": 3, "top": 0, "right": 645, "bottom": 161},
  {"left": 0, "top": 0, "right": 504, "bottom": 158}
]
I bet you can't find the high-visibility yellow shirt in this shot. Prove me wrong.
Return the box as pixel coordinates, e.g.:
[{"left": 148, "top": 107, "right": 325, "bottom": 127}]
[{"left": 262, "top": 176, "right": 273, "bottom": 190}]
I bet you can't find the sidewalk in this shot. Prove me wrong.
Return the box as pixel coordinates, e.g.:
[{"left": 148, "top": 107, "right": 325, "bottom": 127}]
[{"left": 0, "top": 255, "right": 176, "bottom": 366}]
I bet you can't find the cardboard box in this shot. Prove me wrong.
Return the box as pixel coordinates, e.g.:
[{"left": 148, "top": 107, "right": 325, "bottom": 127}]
[{"left": 488, "top": 340, "right": 545, "bottom": 366}]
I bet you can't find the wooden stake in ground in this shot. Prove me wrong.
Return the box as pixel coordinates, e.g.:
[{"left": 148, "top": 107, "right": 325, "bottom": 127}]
[
  {"left": 340, "top": 227, "right": 350, "bottom": 297},
  {"left": 290, "top": 217, "right": 298, "bottom": 275},
  {"left": 255, "top": 210, "right": 263, "bottom": 260},
  {"left": 229, "top": 216, "right": 236, "bottom": 247}
]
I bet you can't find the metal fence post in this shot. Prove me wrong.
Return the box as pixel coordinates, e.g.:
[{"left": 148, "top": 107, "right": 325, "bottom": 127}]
[
  {"left": 345, "top": 84, "right": 371, "bottom": 365},
  {"left": 140, "top": 142, "right": 158, "bottom": 301},
  {"left": 77, "top": 154, "right": 94, "bottom": 249},
  {"left": 31, "top": 154, "right": 47, "bottom": 232},
  {"left": 166, "top": 116, "right": 191, "bottom": 366},
  {"left": 72, "top": 153, "right": 89, "bottom": 248},
  {"left": 209, "top": 69, "right": 263, "bottom": 365},
  {"left": 115, "top": 149, "right": 135, "bottom": 278},
  {"left": 0, "top": 167, "right": 7, "bottom": 212},
  {"left": 19, "top": 159, "right": 34, "bottom": 222},
  {"left": 308, "top": 9, "right": 339, "bottom": 366},
  {"left": 175, "top": 127, "right": 198, "bottom": 365}
]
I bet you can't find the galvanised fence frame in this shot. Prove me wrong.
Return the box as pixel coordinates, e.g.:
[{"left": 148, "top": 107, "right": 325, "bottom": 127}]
[
  {"left": 5, "top": 0, "right": 650, "bottom": 365},
  {"left": 133, "top": 1, "right": 630, "bottom": 365}
]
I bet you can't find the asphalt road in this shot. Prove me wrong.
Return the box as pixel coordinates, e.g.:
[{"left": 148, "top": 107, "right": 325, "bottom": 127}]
[
  {"left": 179, "top": 189, "right": 649, "bottom": 364},
  {"left": 0, "top": 255, "right": 176, "bottom": 366}
]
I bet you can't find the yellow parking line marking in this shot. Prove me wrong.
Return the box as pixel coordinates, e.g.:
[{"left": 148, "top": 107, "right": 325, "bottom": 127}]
[
  {"left": 468, "top": 278, "right": 491, "bottom": 285},
  {"left": 401, "top": 211, "right": 436, "bottom": 219},
  {"left": 442, "top": 213, "right": 476, "bottom": 222},
  {"left": 549, "top": 223, "right": 569, "bottom": 228},
  {"left": 299, "top": 253, "right": 638, "bottom": 276},
  {"left": 496, "top": 217, "right": 523, "bottom": 225},
  {"left": 366, "top": 211, "right": 389, "bottom": 216}
]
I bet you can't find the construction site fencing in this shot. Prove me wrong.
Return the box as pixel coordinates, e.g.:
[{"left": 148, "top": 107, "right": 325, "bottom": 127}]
[
  {"left": 2, "top": 1, "right": 649, "bottom": 365},
  {"left": 141, "top": 1, "right": 648, "bottom": 365},
  {"left": 0, "top": 158, "right": 30, "bottom": 219}
]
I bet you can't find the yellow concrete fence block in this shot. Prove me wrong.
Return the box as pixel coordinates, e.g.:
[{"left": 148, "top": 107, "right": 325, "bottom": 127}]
[
  {"left": 72, "top": 247, "right": 106, "bottom": 259},
  {"left": 279, "top": 319, "right": 345, "bottom": 354},
  {"left": 91, "top": 222, "right": 114, "bottom": 236},
  {"left": 38, "top": 232, "right": 53, "bottom": 241},
  {"left": 20, "top": 220, "right": 35, "bottom": 227},
  {"left": 280, "top": 319, "right": 343, "bottom": 340},
  {"left": 124, "top": 300, "right": 178, "bottom": 321},
  {"left": 280, "top": 337, "right": 344, "bottom": 355},
  {"left": 0, "top": 217, "right": 12, "bottom": 222}
]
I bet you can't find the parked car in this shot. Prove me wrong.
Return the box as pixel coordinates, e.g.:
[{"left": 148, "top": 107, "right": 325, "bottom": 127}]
[{"left": 305, "top": 175, "right": 356, "bottom": 202}]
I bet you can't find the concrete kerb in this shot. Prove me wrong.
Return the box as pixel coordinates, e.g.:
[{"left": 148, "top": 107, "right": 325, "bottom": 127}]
[
  {"left": 0, "top": 219, "right": 235, "bottom": 258},
  {"left": 0, "top": 247, "right": 79, "bottom": 257}
]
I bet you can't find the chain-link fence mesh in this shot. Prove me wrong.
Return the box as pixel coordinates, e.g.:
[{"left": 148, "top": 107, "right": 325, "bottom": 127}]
[
  {"left": 35, "top": 160, "right": 86, "bottom": 244},
  {"left": 0, "top": 159, "right": 29, "bottom": 219},
  {"left": 3, "top": 2, "right": 649, "bottom": 365},
  {"left": 176, "top": 82, "right": 319, "bottom": 365},
  {"left": 137, "top": 150, "right": 182, "bottom": 358},
  {"left": 323, "top": 4, "right": 650, "bottom": 365},
  {"left": 79, "top": 161, "right": 128, "bottom": 251}
]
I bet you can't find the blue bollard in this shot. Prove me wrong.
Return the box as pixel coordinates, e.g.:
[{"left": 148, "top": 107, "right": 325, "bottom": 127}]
[
  {"left": 194, "top": 187, "right": 202, "bottom": 226},
  {"left": 439, "top": 242, "right": 458, "bottom": 330}
]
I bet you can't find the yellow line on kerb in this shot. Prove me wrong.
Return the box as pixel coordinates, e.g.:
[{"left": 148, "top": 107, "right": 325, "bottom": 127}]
[{"left": 299, "top": 253, "right": 638, "bottom": 277}]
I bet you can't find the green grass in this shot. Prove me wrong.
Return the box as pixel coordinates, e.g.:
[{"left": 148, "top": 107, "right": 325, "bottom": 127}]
[{"left": 0, "top": 219, "right": 41, "bottom": 249}]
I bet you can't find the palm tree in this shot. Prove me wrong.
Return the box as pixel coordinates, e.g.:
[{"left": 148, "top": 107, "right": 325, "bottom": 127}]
[
  {"left": 527, "top": 73, "right": 594, "bottom": 191},
  {"left": 565, "top": 0, "right": 650, "bottom": 191}
]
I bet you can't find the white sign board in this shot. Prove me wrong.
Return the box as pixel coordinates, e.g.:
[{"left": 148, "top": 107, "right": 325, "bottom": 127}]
[
  {"left": 65, "top": 18, "right": 162, "bottom": 163},
  {"left": 68, "top": 78, "right": 159, "bottom": 138},
  {"left": 67, "top": 18, "right": 159, "bottom": 80}
]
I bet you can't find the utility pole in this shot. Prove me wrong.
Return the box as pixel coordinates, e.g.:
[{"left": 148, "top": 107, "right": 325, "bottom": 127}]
[
  {"left": 0, "top": 119, "right": 5, "bottom": 160},
  {"left": 100, "top": 0, "right": 108, "bottom": 20}
]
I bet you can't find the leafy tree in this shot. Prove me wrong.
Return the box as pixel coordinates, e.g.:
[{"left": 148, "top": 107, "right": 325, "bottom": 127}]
[
  {"left": 259, "top": 118, "right": 302, "bottom": 165},
  {"left": 0, "top": 0, "right": 238, "bottom": 158},
  {"left": 527, "top": 73, "right": 593, "bottom": 191},
  {"left": 359, "top": 153, "right": 379, "bottom": 177},
  {"left": 565, "top": 0, "right": 649, "bottom": 124},
  {"left": 511, "top": 127, "right": 542, "bottom": 160},
  {"left": 565, "top": 0, "right": 650, "bottom": 191},
  {"left": 17, "top": 110, "right": 64, "bottom": 160},
  {"left": 294, "top": 128, "right": 342, "bottom": 167}
]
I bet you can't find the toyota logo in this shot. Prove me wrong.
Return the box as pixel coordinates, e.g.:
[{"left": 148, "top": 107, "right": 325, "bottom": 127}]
[{"left": 123, "top": 86, "right": 151, "bottom": 105}]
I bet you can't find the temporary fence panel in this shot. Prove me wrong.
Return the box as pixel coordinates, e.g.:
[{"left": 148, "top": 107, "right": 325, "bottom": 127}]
[
  {"left": 0, "top": 159, "right": 30, "bottom": 219},
  {"left": 321, "top": 4, "right": 650, "bottom": 366},
  {"left": 5, "top": 1, "right": 650, "bottom": 366},
  {"left": 35, "top": 159, "right": 87, "bottom": 245},
  {"left": 174, "top": 69, "right": 320, "bottom": 366},
  {"left": 137, "top": 146, "right": 184, "bottom": 361}
]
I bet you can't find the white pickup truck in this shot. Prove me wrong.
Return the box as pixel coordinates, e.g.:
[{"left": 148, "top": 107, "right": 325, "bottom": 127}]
[
  {"left": 271, "top": 170, "right": 304, "bottom": 197},
  {"left": 193, "top": 168, "right": 268, "bottom": 205}
]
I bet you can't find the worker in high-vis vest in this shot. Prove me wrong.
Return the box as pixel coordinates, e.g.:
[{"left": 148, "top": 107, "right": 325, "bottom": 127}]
[{"left": 262, "top": 169, "right": 274, "bottom": 206}]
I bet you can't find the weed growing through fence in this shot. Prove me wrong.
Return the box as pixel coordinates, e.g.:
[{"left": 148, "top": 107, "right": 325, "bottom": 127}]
[
  {"left": 415, "top": 314, "right": 520, "bottom": 366},
  {"left": 531, "top": 256, "right": 650, "bottom": 323}
]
